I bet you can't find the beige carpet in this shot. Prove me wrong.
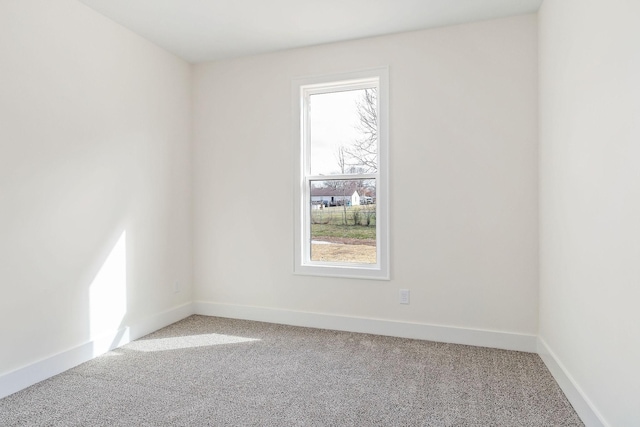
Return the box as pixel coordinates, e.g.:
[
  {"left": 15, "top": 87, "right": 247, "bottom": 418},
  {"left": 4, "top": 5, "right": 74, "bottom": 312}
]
[{"left": 0, "top": 315, "right": 583, "bottom": 426}]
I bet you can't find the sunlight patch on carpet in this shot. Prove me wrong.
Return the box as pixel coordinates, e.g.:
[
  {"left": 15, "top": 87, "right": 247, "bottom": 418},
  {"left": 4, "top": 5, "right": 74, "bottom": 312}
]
[{"left": 125, "top": 333, "right": 260, "bottom": 352}]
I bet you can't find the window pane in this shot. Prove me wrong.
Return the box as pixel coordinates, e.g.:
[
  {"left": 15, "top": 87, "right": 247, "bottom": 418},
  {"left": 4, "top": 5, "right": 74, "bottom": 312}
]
[
  {"left": 310, "top": 88, "right": 378, "bottom": 175},
  {"left": 310, "top": 179, "right": 376, "bottom": 264}
]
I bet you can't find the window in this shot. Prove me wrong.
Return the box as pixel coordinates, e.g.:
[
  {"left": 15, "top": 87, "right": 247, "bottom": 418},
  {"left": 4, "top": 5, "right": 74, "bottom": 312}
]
[{"left": 293, "top": 68, "right": 389, "bottom": 279}]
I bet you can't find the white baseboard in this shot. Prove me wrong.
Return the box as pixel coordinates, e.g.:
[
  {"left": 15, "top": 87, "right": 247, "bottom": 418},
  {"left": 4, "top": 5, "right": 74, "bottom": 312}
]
[
  {"left": 537, "top": 337, "right": 608, "bottom": 427},
  {"left": 0, "top": 302, "right": 194, "bottom": 400},
  {"left": 193, "top": 302, "right": 537, "bottom": 353}
]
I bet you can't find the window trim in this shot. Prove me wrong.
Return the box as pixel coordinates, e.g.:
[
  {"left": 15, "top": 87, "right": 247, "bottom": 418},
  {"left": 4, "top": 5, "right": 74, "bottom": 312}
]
[{"left": 293, "top": 68, "right": 389, "bottom": 280}]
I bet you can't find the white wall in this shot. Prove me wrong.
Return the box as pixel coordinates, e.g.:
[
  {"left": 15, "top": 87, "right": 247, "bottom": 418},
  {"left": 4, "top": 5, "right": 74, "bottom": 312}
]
[
  {"left": 0, "top": 0, "right": 192, "bottom": 378},
  {"left": 1, "top": 2, "right": 635, "bottom": 421},
  {"left": 538, "top": 0, "right": 640, "bottom": 425},
  {"left": 193, "top": 15, "right": 538, "bottom": 341}
]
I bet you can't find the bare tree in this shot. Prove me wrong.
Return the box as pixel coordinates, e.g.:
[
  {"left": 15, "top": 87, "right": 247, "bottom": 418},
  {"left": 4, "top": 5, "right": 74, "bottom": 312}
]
[
  {"left": 335, "top": 145, "right": 348, "bottom": 174},
  {"left": 326, "top": 88, "right": 378, "bottom": 226},
  {"left": 343, "top": 88, "right": 378, "bottom": 173}
]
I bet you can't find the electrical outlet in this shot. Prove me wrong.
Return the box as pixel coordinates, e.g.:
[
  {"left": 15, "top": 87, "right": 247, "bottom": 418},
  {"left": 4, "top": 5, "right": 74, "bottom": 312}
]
[
  {"left": 173, "top": 281, "right": 181, "bottom": 294},
  {"left": 399, "top": 289, "right": 410, "bottom": 304}
]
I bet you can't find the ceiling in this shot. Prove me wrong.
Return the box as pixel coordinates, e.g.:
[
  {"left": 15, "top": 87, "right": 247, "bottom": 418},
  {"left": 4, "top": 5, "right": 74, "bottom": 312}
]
[{"left": 78, "top": 0, "right": 543, "bottom": 64}]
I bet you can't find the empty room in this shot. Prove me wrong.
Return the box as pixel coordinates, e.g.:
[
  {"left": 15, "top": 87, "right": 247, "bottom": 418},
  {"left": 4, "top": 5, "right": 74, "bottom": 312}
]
[{"left": 0, "top": 0, "right": 637, "bottom": 425}]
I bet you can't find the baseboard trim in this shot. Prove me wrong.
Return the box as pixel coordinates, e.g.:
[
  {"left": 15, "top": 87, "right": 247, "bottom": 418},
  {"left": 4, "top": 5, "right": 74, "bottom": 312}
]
[
  {"left": 537, "top": 337, "right": 608, "bottom": 427},
  {"left": 193, "top": 302, "right": 537, "bottom": 353},
  {"left": 0, "top": 302, "right": 194, "bottom": 400}
]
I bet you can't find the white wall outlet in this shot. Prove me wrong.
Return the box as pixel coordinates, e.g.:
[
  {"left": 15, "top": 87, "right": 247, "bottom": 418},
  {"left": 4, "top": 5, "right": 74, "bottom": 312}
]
[
  {"left": 399, "top": 289, "right": 410, "bottom": 304},
  {"left": 173, "top": 281, "right": 181, "bottom": 294}
]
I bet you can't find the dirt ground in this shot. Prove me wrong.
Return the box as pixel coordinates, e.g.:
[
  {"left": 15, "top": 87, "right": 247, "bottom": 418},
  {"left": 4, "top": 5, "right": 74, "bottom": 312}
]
[
  {"left": 311, "top": 242, "right": 376, "bottom": 264},
  {"left": 312, "top": 236, "right": 375, "bottom": 246}
]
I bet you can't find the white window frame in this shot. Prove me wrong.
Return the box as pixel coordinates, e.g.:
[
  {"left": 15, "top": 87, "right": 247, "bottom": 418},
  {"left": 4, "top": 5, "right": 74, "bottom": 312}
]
[{"left": 293, "top": 67, "right": 389, "bottom": 280}]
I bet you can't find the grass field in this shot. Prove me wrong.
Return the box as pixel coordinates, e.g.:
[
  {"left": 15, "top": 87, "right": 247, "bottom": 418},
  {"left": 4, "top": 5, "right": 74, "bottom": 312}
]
[
  {"left": 311, "top": 224, "right": 375, "bottom": 241},
  {"left": 311, "top": 205, "right": 376, "bottom": 236}
]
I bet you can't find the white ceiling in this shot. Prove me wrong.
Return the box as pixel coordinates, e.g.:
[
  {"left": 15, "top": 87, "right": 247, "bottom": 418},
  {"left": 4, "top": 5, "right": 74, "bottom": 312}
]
[{"left": 78, "top": 0, "right": 543, "bottom": 63}]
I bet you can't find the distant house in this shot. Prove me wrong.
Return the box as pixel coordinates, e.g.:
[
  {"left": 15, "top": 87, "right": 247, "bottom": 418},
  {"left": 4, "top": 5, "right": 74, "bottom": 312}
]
[{"left": 311, "top": 187, "right": 361, "bottom": 207}]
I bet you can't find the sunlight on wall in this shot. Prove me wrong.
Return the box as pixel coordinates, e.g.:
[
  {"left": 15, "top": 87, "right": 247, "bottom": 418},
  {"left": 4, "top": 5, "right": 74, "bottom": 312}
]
[
  {"left": 89, "top": 231, "right": 127, "bottom": 339},
  {"left": 125, "top": 333, "right": 260, "bottom": 352}
]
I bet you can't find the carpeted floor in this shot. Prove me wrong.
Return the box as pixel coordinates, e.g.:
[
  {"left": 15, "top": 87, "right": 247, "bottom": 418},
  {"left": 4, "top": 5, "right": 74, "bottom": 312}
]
[{"left": 0, "top": 315, "right": 583, "bottom": 426}]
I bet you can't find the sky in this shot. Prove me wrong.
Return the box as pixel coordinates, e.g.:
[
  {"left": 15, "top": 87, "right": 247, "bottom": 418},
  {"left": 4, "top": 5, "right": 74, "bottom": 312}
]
[{"left": 309, "top": 89, "right": 368, "bottom": 176}]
